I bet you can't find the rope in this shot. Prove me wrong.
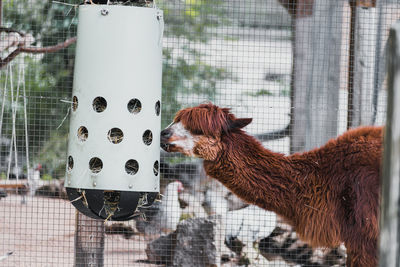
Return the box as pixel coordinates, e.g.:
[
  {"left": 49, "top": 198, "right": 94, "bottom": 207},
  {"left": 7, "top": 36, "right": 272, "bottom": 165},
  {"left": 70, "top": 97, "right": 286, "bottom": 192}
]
[
  {"left": 0, "top": 67, "right": 8, "bottom": 141},
  {"left": 12, "top": 62, "right": 23, "bottom": 185},
  {"left": 6, "top": 61, "right": 22, "bottom": 187},
  {"left": 56, "top": 107, "right": 70, "bottom": 130},
  {"left": 6, "top": 64, "right": 14, "bottom": 181},
  {"left": 21, "top": 57, "right": 31, "bottom": 194}
]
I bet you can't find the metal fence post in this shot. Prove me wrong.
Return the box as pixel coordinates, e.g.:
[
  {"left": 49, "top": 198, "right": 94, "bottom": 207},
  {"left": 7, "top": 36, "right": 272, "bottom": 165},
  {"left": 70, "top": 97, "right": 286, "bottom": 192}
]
[{"left": 379, "top": 20, "right": 400, "bottom": 267}]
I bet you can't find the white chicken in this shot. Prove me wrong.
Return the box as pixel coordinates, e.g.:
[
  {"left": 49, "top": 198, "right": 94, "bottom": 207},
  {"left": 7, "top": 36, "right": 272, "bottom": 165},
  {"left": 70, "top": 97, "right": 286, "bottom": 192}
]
[
  {"left": 203, "top": 186, "right": 277, "bottom": 266},
  {"left": 135, "top": 181, "right": 184, "bottom": 235},
  {"left": 203, "top": 188, "right": 229, "bottom": 216},
  {"left": 225, "top": 205, "right": 277, "bottom": 247}
]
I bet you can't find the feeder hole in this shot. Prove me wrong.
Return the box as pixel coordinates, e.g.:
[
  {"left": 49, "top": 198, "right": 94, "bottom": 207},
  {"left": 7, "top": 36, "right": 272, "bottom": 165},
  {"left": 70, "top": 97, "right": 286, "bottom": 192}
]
[
  {"left": 107, "top": 128, "right": 124, "bottom": 144},
  {"left": 125, "top": 159, "right": 139, "bottom": 175},
  {"left": 143, "top": 130, "right": 153, "bottom": 146},
  {"left": 93, "top": 96, "right": 107, "bottom": 112},
  {"left": 155, "top": 100, "right": 160, "bottom": 116},
  {"left": 72, "top": 96, "right": 78, "bottom": 111},
  {"left": 89, "top": 157, "right": 103, "bottom": 173},
  {"left": 153, "top": 160, "right": 159, "bottom": 176},
  {"left": 77, "top": 126, "right": 88, "bottom": 142},
  {"left": 68, "top": 156, "right": 74, "bottom": 171},
  {"left": 127, "top": 99, "right": 142, "bottom": 114}
]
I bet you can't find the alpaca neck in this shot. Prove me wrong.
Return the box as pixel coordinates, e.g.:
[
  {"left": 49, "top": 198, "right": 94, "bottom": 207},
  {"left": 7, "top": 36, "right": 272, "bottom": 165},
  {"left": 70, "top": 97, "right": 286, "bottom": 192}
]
[{"left": 203, "top": 131, "right": 299, "bottom": 221}]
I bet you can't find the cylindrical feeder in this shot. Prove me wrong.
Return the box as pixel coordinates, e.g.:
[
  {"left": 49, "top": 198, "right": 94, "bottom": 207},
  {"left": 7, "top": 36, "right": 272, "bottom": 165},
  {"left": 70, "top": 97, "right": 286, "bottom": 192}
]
[{"left": 65, "top": 5, "right": 163, "bottom": 221}]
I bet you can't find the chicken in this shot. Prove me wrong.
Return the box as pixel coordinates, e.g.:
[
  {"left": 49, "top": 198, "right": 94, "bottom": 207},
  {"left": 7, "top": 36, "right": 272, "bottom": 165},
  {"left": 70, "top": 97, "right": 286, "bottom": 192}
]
[
  {"left": 225, "top": 205, "right": 277, "bottom": 249},
  {"left": 203, "top": 186, "right": 277, "bottom": 265},
  {"left": 179, "top": 192, "right": 208, "bottom": 218},
  {"left": 135, "top": 181, "right": 184, "bottom": 235},
  {"left": 202, "top": 188, "right": 229, "bottom": 216}
]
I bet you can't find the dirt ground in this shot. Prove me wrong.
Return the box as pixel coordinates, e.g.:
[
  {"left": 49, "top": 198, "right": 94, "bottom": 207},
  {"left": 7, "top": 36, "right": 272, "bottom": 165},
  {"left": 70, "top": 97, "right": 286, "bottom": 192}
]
[{"left": 0, "top": 194, "right": 160, "bottom": 267}]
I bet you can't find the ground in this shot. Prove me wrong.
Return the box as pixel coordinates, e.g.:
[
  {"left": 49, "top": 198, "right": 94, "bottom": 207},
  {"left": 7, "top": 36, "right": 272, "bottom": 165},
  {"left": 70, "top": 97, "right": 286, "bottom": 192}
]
[
  {"left": 0, "top": 193, "right": 289, "bottom": 267},
  {"left": 0, "top": 194, "right": 160, "bottom": 267}
]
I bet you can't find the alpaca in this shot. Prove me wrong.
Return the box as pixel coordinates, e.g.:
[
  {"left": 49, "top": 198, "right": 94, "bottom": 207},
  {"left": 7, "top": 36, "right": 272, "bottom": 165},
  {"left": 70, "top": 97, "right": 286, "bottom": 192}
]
[{"left": 160, "top": 103, "right": 382, "bottom": 267}]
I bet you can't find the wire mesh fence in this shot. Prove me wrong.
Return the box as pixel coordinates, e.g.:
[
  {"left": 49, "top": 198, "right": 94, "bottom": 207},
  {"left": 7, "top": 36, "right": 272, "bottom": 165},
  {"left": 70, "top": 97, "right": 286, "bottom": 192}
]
[{"left": 0, "top": 0, "right": 398, "bottom": 266}]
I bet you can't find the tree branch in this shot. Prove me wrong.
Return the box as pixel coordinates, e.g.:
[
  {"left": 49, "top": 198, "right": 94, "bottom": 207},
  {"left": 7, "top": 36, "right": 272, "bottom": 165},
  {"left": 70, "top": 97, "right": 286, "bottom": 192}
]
[
  {"left": 0, "top": 36, "right": 77, "bottom": 69},
  {"left": 20, "top": 37, "right": 77, "bottom": 53}
]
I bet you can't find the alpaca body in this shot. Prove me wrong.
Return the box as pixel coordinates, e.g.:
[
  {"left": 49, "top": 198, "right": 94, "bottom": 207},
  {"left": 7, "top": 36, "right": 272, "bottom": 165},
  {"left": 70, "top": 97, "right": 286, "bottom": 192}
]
[
  {"left": 203, "top": 126, "right": 381, "bottom": 267},
  {"left": 160, "top": 104, "right": 383, "bottom": 267}
]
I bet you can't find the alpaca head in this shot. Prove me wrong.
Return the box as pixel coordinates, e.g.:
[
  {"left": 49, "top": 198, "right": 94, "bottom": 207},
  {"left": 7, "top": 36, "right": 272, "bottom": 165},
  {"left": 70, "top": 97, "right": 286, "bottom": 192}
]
[{"left": 160, "top": 103, "right": 252, "bottom": 160}]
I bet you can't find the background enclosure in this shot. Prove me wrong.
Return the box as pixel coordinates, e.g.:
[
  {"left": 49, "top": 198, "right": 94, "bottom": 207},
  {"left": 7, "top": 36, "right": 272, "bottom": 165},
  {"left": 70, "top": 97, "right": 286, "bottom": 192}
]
[{"left": 0, "top": 0, "right": 398, "bottom": 266}]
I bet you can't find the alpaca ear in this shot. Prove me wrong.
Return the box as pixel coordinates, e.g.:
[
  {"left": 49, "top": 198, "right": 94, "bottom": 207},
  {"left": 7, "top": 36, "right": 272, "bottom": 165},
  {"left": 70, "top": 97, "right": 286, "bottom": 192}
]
[{"left": 228, "top": 118, "right": 252, "bottom": 130}]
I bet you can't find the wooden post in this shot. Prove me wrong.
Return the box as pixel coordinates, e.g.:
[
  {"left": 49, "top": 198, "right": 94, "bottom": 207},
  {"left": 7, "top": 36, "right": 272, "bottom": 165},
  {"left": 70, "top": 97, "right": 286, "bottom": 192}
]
[
  {"left": 287, "top": 0, "right": 344, "bottom": 152},
  {"left": 74, "top": 211, "right": 105, "bottom": 267},
  {"left": 303, "top": 0, "right": 343, "bottom": 150},
  {"left": 289, "top": 6, "right": 313, "bottom": 153},
  {"left": 348, "top": 3, "right": 378, "bottom": 128},
  {"left": 379, "top": 20, "right": 400, "bottom": 267}
]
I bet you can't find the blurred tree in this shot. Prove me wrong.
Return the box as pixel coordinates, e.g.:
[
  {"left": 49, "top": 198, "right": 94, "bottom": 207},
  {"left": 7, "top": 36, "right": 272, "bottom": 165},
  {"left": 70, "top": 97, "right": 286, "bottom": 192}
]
[{"left": 159, "top": 0, "right": 229, "bottom": 127}]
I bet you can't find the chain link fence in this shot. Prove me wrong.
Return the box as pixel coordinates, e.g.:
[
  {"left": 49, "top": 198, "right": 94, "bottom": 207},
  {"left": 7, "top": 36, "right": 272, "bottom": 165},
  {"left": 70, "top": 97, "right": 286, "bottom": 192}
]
[{"left": 0, "top": 0, "right": 398, "bottom": 266}]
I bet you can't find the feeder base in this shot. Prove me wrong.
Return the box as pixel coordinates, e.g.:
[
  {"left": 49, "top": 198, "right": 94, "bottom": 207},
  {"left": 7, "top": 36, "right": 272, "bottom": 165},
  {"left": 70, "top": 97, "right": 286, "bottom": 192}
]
[{"left": 66, "top": 188, "right": 158, "bottom": 221}]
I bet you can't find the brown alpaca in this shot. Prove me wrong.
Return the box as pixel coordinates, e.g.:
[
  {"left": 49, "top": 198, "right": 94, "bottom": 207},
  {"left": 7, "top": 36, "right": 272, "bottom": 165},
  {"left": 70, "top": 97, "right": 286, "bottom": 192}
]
[{"left": 160, "top": 103, "right": 382, "bottom": 267}]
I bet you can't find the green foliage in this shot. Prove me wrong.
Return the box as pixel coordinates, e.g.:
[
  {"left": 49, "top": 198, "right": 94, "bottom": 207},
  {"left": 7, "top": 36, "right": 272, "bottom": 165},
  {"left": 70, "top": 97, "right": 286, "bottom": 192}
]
[
  {"left": 161, "top": 0, "right": 226, "bottom": 43},
  {"left": 179, "top": 213, "right": 194, "bottom": 221},
  {"left": 161, "top": 46, "right": 230, "bottom": 127},
  {"left": 41, "top": 174, "right": 54, "bottom": 181},
  {"left": 279, "top": 88, "right": 291, "bottom": 97},
  {"left": 38, "top": 130, "right": 68, "bottom": 178},
  {"left": 0, "top": 56, "right": 70, "bottom": 177},
  {"left": 159, "top": 0, "right": 230, "bottom": 126},
  {"left": 2, "top": 0, "right": 231, "bottom": 174},
  {"left": 245, "top": 89, "right": 274, "bottom": 97}
]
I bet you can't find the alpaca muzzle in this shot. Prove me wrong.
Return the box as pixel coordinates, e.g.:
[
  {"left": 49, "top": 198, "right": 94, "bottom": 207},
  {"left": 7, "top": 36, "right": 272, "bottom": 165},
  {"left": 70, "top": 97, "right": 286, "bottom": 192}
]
[
  {"left": 160, "top": 141, "right": 173, "bottom": 152},
  {"left": 160, "top": 122, "right": 196, "bottom": 155},
  {"left": 160, "top": 128, "right": 173, "bottom": 152}
]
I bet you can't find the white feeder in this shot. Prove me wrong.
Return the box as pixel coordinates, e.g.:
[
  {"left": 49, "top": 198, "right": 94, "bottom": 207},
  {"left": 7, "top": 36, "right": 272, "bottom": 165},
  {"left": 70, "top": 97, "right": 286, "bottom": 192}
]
[{"left": 65, "top": 5, "right": 163, "bottom": 221}]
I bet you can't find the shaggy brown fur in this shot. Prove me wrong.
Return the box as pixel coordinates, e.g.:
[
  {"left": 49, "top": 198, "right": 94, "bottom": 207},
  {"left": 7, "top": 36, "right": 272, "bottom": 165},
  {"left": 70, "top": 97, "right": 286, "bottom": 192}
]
[{"left": 160, "top": 103, "right": 382, "bottom": 267}]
